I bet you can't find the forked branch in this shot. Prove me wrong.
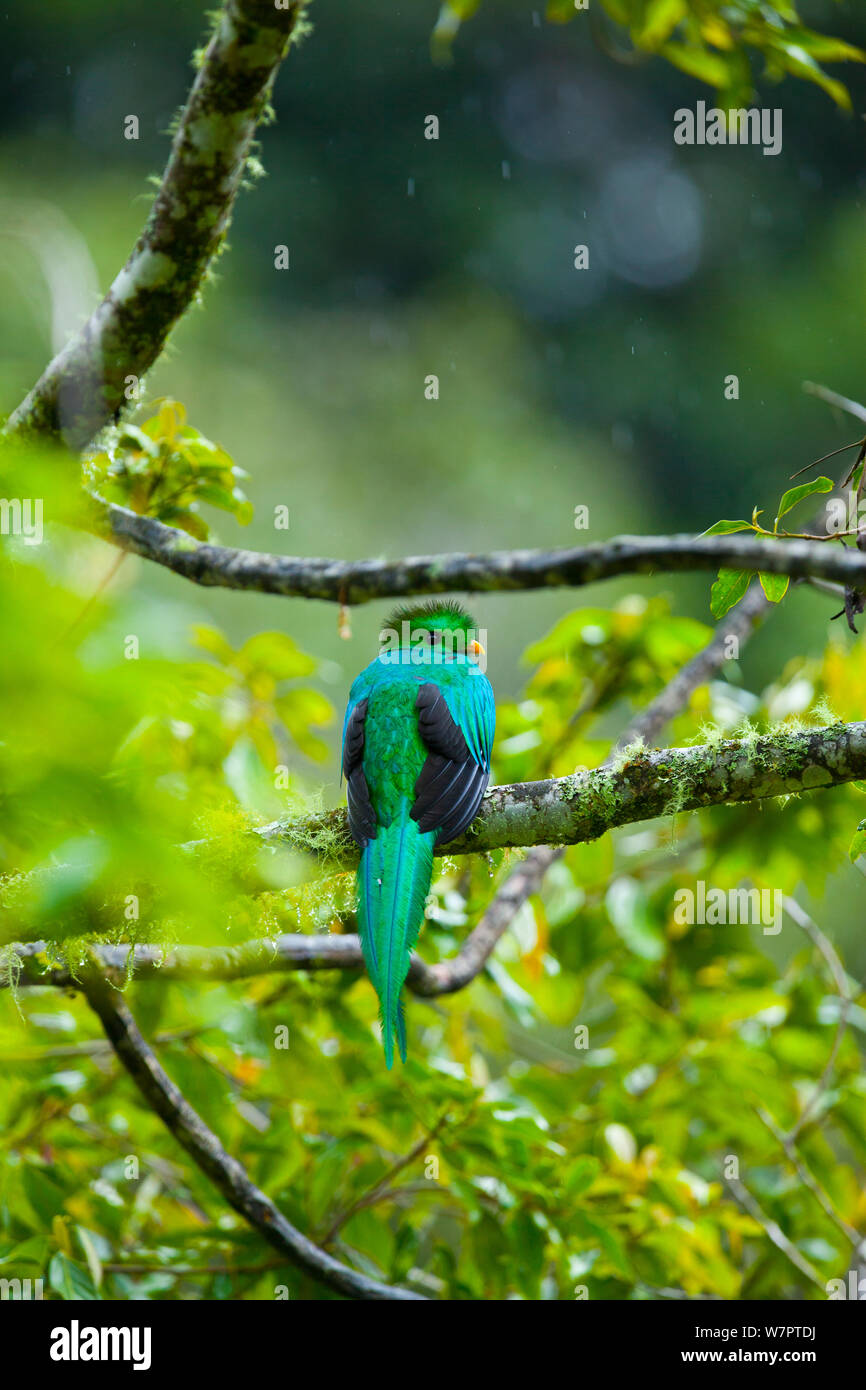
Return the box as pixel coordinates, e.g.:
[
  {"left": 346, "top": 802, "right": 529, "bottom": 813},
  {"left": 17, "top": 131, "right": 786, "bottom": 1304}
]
[{"left": 81, "top": 968, "right": 426, "bottom": 1301}]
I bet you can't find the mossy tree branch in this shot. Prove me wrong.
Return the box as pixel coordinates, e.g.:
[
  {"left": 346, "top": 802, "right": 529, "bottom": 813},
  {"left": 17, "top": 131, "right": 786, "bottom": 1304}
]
[
  {"left": 4, "top": 0, "right": 307, "bottom": 448},
  {"left": 9, "top": 717, "right": 866, "bottom": 993},
  {"left": 255, "top": 717, "right": 866, "bottom": 864},
  {"left": 85, "top": 500, "right": 866, "bottom": 604}
]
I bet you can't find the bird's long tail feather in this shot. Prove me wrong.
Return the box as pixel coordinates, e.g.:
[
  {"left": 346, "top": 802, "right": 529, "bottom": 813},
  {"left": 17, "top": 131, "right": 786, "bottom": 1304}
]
[{"left": 357, "top": 806, "right": 435, "bottom": 1068}]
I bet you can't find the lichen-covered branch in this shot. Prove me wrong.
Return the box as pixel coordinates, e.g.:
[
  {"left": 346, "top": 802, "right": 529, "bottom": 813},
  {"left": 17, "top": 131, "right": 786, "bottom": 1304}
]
[
  {"left": 4, "top": 1, "right": 307, "bottom": 447},
  {"left": 9, "top": 926, "right": 510, "bottom": 998},
  {"left": 256, "top": 718, "right": 866, "bottom": 865},
  {"left": 11, "top": 935, "right": 370, "bottom": 991},
  {"left": 81, "top": 969, "right": 426, "bottom": 1301},
  {"left": 85, "top": 500, "right": 866, "bottom": 603},
  {"left": 9, "top": 717, "right": 866, "bottom": 996}
]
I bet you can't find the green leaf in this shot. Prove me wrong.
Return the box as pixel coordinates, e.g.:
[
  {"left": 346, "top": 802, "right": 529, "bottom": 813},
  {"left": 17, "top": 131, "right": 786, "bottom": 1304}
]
[
  {"left": 770, "top": 42, "right": 852, "bottom": 110},
  {"left": 193, "top": 624, "right": 237, "bottom": 666},
  {"left": 605, "top": 878, "right": 666, "bottom": 961},
  {"left": 239, "top": 632, "right": 316, "bottom": 681},
  {"left": 222, "top": 735, "right": 278, "bottom": 813},
  {"left": 636, "top": 0, "right": 687, "bottom": 49},
  {"left": 232, "top": 494, "right": 254, "bottom": 526},
  {"left": 545, "top": 0, "right": 577, "bottom": 22},
  {"left": 574, "top": 1212, "right": 632, "bottom": 1278},
  {"left": 700, "top": 519, "right": 752, "bottom": 537},
  {"left": 776, "top": 475, "right": 833, "bottom": 524},
  {"left": 659, "top": 42, "right": 733, "bottom": 88},
  {"left": 710, "top": 568, "right": 753, "bottom": 618},
  {"left": 158, "top": 505, "right": 209, "bottom": 540},
  {"left": 22, "top": 1165, "right": 68, "bottom": 1226},
  {"left": 440, "top": 0, "right": 480, "bottom": 16},
  {"left": 848, "top": 819, "right": 866, "bottom": 863},
  {"left": 49, "top": 1252, "right": 100, "bottom": 1301},
  {"left": 276, "top": 687, "right": 334, "bottom": 760},
  {"left": 431, "top": 0, "right": 481, "bottom": 62},
  {"left": 565, "top": 1155, "right": 602, "bottom": 1198},
  {"left": 0, "top": 1236, "right": 49, "bottom": 1269},
  {"left": 771, "top": 27, "right": 865, "bottom": 65},
  {"left": 114, "top": 424, "right": 158, "bottom": 457},
  {"left": 76, "top": 1227, "right": 104, "bottom": 1291},
  {"left": 194, "top": 483, "right": 243, "bottom": 513},
  {"left": 759, "top": 572, "right": 790, "bottom": 602}
]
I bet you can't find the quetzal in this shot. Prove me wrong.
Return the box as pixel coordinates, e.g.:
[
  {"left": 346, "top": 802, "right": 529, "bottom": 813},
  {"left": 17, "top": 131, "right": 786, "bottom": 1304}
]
[{"left": 341, "top": 601, "right": 495, "bottom": 1068}]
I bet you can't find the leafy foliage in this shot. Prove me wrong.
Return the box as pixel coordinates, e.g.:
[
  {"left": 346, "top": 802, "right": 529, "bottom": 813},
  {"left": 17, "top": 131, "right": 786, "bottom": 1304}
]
[
  {"left": 3, "top": 0, "right": 866, "bottom": 1307},
  {"left": 433, "top": 0, "right": 865, "bottom": 108},
  {"left": 1, "top": 507, "right": 864, "bottom": 1299},
  {"left": 84, "top": 400, "right": 253, "bottom": 541},
  {"left": 704, "top": 456, "right": 865, "bottom": 618}
]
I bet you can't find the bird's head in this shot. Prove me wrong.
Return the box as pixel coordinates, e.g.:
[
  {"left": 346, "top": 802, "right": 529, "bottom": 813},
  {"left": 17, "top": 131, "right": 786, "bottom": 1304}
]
[{"left": 381, "top": 600, "right": 485, "bottom": 662}]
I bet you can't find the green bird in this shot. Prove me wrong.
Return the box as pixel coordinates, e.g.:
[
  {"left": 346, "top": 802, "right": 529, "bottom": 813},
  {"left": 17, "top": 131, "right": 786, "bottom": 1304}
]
[{"left": 342, "top": 601, "right": 495, "bottom": 1067}]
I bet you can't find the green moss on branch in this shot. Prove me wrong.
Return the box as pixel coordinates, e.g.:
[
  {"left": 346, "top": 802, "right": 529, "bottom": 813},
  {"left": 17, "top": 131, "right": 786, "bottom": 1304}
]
[
  {"left": 5, "top": 0, "right": 308, "bottom": 447},
  {"left": 262, "top": 719, "right": 866, "bottom": 863}
]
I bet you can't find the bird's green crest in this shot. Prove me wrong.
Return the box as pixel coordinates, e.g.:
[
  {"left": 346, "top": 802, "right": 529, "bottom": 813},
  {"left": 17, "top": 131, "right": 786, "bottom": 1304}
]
[{"left": 383, "top": 599, "right": 477, "bottom": 645}]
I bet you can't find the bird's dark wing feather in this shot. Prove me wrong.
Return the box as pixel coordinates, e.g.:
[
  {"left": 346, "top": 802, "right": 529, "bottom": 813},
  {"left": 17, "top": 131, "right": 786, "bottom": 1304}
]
[
  {"left": 342, "top": 698, "right": 376, "bottom": 846},
  {"left": 412, "top": 682, "right": 491, "bottom": 846}
]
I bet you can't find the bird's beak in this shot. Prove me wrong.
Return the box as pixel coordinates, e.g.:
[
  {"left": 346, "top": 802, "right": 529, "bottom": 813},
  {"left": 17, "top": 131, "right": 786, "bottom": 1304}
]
[{"left": 469, "top": 639, "right": 485, "bottom": 658}]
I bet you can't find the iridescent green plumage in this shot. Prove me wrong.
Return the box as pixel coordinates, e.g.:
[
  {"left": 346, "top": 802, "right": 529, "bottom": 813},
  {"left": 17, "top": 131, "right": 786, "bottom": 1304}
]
[{"left": 342, "top": 602, "right": 495, "bottom": 1067}]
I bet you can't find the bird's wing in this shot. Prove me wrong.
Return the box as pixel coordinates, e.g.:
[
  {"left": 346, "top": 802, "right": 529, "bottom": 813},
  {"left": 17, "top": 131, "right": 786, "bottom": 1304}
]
[
  {"left": 411, "top": 671, "right": 495, "bottom": 846},
  {"left": 342, "top": 687, "right": 377, "bottom": 846}
]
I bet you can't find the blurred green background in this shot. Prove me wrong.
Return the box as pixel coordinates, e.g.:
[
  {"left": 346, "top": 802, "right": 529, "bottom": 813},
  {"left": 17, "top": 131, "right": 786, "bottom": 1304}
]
[
  {"left": 3, "top": 0, "right": 866, "bottom": 697},
  {"left": 2, "top": 2, "right": 866, "bottom": 1303}
]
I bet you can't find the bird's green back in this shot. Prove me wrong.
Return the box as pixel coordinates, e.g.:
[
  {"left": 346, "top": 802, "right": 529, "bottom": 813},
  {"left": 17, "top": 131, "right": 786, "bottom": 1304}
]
[{"left": 342, "top": 602, "right": 495, "bottom": 1066}]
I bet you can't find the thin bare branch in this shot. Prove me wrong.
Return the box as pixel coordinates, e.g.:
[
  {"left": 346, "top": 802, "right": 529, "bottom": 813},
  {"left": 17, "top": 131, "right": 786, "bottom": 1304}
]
[
  {"left": 320, "top": 1112, "right": 451, "bottom": 1247},
  {"left": 725, "top": 1175, "right": 826, "bottom": 1291},
  {"left": 756, "top": 1105, "right": 862, "bottom": 1251},
  {"left": 803, "top": 381, "right": 866, "bottom": 425},
  {"left": 781, "top": 895, "right": 856, "bottom": 1141},
  {"left": 81, "top": 968, "right": 426, "bottom": 1301}
]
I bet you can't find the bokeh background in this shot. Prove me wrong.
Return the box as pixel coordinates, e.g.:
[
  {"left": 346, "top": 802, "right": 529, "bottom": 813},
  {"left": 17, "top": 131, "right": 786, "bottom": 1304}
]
[
  {"left": 3, "top": 0, "right": 866, "bottom": 695},
  {"left": 2, "top": 3, "right": 866, "bottom": 1302}
]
